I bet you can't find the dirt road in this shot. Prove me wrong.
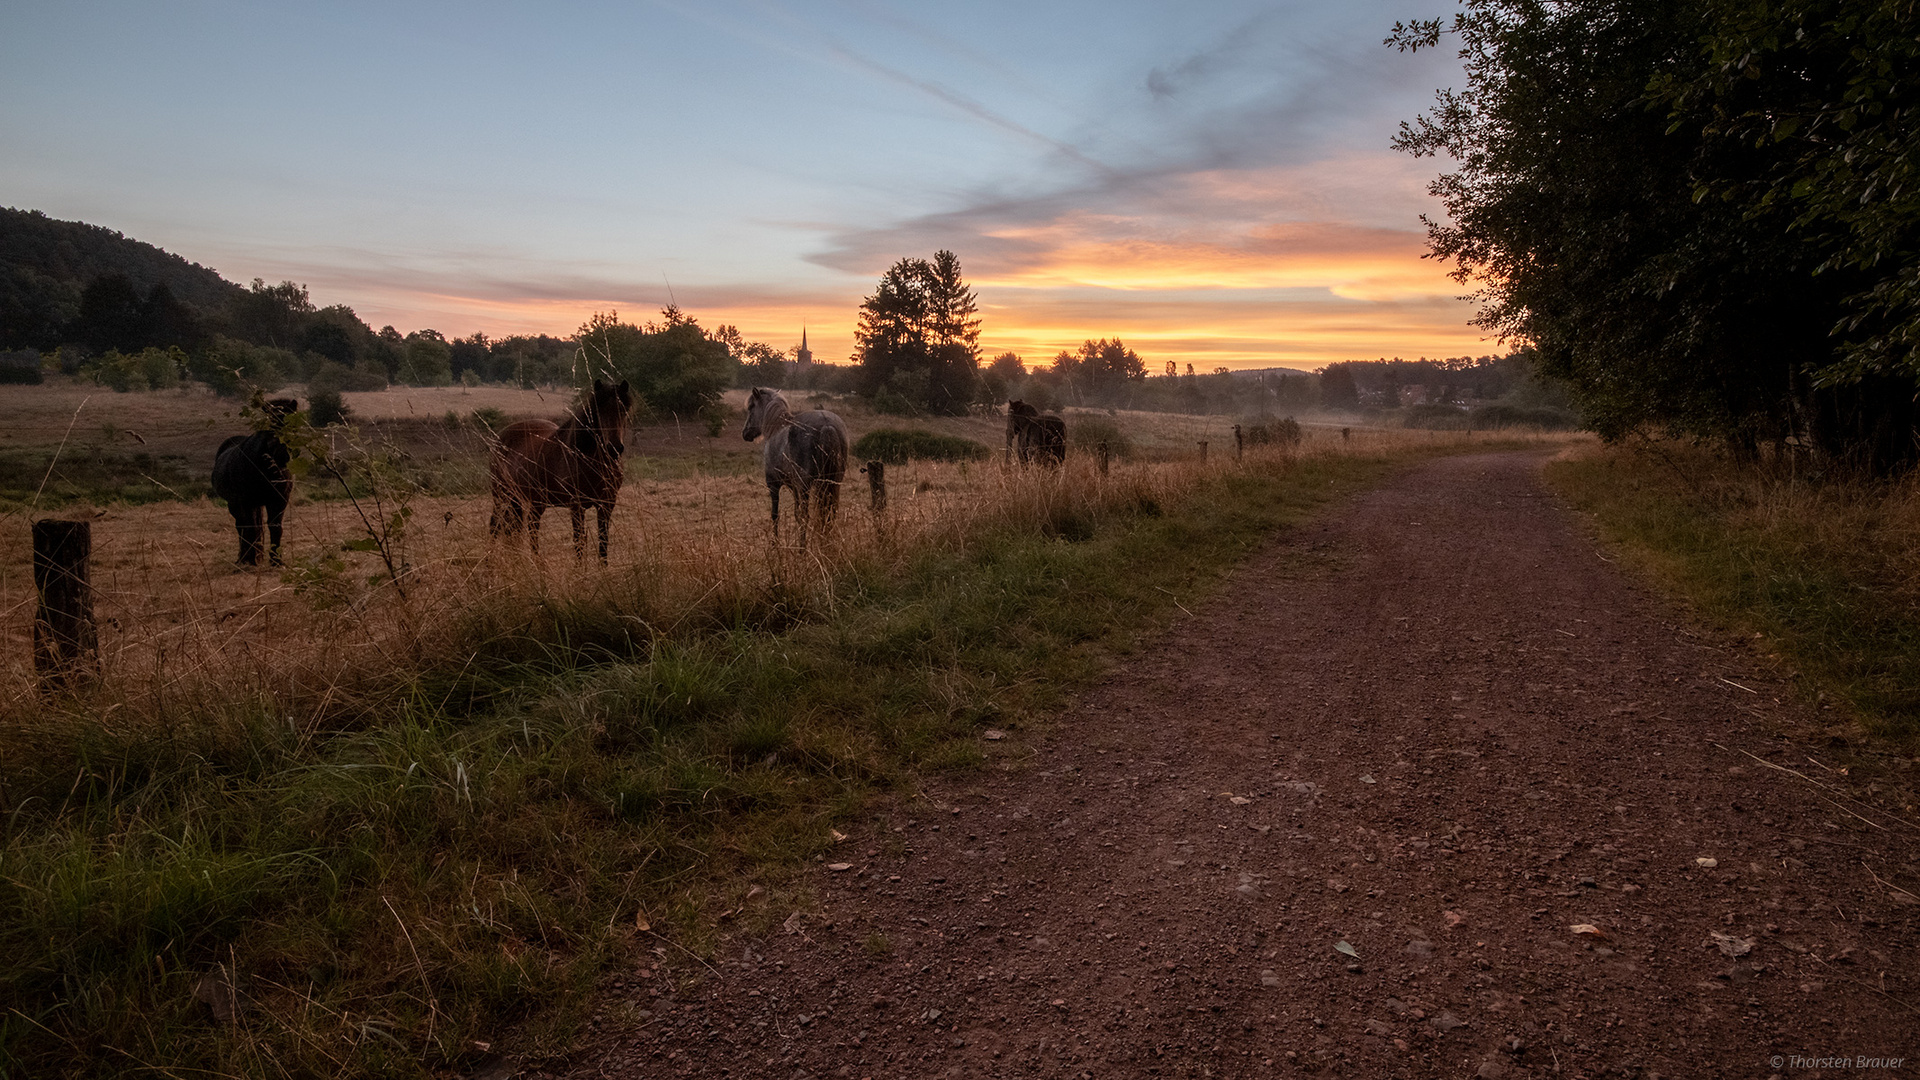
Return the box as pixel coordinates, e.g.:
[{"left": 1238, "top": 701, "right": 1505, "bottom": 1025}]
[{"left": 568, "top": 451, "right": 1919, "bottom": 1079}]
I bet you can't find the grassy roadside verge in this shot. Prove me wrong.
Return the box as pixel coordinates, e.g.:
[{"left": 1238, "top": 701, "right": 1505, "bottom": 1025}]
[
  {"left": 0, "top": 438, "right": 1522, "bottom": 1078},
  {"left": 1545, "top": 443, "right": 1920, "bottom": 747}
]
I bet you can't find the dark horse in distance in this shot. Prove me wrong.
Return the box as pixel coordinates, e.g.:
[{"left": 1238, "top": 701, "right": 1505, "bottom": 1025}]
[
  {"left": 212, "top": 397, "right": 299, "bottom": 566},
  {"left": 741, "top": 387, "right": 848, "bottom": 551},
  {"left": 1005, "top": 400, "right": 1066, "bottom": 466},
  {"left": 489, "top": 378, "right": 634, "bottom": 561}
]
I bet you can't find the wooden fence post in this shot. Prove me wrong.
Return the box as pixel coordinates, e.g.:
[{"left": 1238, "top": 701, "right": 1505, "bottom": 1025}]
[
  {"left": 1097, "top": 441, "right": 1110, "bottom": 476},
  {"left": 32, "top": 518, "right": 98, "bottom": 691},
  {"left": 866, "top": 460, "right": 887, "bottom": 514},
  {"left": 1198, "top": 440, "right": 1208, "bottom": 463},
  {"left": 1341, "top": 427, "right": 1351, "bottom": 443},
  {"left": 1233, "top": 425, "right": 1243, "bottom": 461}
]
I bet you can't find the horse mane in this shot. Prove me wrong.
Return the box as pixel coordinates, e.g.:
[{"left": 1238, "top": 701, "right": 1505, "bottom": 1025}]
[
  {"left": 759, "top": 389, "right": 792, "bottom": 431},
  {"left": 564, "top": 399, "right": 600, "bottom": 456}
]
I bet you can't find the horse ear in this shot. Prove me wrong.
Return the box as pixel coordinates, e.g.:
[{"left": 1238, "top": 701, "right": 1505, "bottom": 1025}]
[{"left": 618, "top": 380, "right": 632, "bottom": 406}]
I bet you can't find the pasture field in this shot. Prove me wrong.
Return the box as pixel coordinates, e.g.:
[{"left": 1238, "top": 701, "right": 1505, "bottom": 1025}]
[{"left": 0, "top": 379, "right": 1585, "bottom": 1078}]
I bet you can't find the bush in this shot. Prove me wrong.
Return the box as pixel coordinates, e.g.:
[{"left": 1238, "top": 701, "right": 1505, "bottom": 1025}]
[
  {"left": 1403, "top": 403, "right": 1470, "bottom": 430},
  {"left": 190, "top": 337, "right": 290, "bottom": 396},
  {"left": 308, "top": 389, "right": 351, "bottom": 427},
  {"left": 0, "top": 349, "right": 43, "bottom": 385},
  {"left": 1242, "top": 417, "right": 1303, "bottom": 446},
  {"left": 83, "top": 347, "right": 184, "bottom": 392},
  {"left": 1468, "top": 404, "right": 1580, "bottom": 431},
  {"left": 1067, "top": 416, "right": 1134, "bottom": 459},
  {"left": 470, "top": 406, "right": 509, "bottom": 434},
  {"left": 852, "top": 428, "right": 991, "bottom": 465}
]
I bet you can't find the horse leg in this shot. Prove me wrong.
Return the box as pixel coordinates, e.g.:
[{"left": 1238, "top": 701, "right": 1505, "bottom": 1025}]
[
  {"left": 527, "top": 506, "right": 544, "bottom": 554},
  {"left": 490, "top": 497, "right": 520, "bottom": 540},
  {"left": 796, "top": 484, "right": 811, "bottom": 552},
  {"left": 596, "top": 504, "right": 612, "bottom": 564},
  {"left": 768, "top": 484, "right": 781, "bottom": 541},
  {"left": 265, "top": 498, "right": 287, "bottom": 567},
  {"left": 570, "top": 504, "right": 588, "bottom": 561},
  {"left": 820, "top": 478, "right": 839, "bottom": 529},
  {"left": 230, "top": 503, "right": 260, "bottom": 565}
]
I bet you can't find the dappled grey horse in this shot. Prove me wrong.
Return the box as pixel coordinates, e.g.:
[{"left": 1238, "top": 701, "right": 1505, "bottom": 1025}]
[{"left": 741, "top": 387, "right": 848, "bottom": 550}]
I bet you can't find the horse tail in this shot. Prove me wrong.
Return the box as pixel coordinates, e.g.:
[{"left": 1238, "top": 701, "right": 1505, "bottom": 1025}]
[{"left": 816, "top": 417, "right": 848, "bottom": 523}]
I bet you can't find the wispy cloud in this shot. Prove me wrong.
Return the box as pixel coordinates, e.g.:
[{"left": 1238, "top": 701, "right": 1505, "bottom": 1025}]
[{"left": 821, "top": 43, "right": 1117, "bottom": 177}]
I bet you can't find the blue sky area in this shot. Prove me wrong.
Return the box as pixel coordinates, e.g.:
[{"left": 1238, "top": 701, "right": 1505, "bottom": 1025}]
[{"left": 0, "top": 0, "right": 1487, "bottom": 369}]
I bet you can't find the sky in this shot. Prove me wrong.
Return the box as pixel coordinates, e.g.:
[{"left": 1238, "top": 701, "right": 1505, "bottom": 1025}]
[{"left": 0, "top": 0, "right": 1489, "bottom": 372}]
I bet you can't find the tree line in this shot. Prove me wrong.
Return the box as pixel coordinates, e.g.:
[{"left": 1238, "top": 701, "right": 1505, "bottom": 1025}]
[
  {"left": 842, "top": 248, "right": 1549, "bottom": 418},
  {"left": 4, "top": 208, "right": 1556, "bottom": 426},
  {"left": 1391, "top": 0, "right": 1920, "bottom": 472}
]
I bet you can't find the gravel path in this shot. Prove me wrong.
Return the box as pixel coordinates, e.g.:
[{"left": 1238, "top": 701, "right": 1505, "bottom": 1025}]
[{"left": 567, "top": 450, "right": 1919, "bottom": 1080}]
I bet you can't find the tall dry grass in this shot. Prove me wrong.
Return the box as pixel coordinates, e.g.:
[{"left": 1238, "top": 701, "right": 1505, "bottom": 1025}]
[{"left": 0, "top": 422, "right": 1552, "bottom": 733}]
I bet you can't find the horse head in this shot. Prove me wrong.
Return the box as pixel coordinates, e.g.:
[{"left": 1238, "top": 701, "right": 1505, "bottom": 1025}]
[
  {"left": 742, "top": 387, "right": 787, "bottom": 442},
  {"left": 587, "top": 379, "right": 632, "bottom": 457},
  {"left": 262, "top": 398, "right": 299, "bottom": 435},
  {"left": 1006, "top": 399, "right": 1037, "bottom": 446}
]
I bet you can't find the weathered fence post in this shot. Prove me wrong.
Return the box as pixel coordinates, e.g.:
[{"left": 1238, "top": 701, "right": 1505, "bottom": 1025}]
[
  {"left": 1198, "top": 440, "right": 1208, "bottom": 463},
  {"left": 1097, "top": 441, "right": 1111, "bottom": 477},
  {"left": 1233, "top": 424, "right": 1244, "bottom": 461},
  {"left": 32, "top": 518, "right": 98, "bottom": 691},
  {"left": 866, "top": 460, "right": 887, "bottom": 514}
]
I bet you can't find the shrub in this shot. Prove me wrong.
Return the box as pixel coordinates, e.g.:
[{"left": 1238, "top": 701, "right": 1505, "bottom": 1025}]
[
  {"left": 470, "top": 406, "right": 509, "bottom": 434},
  {"left": 1403, "top": 403, "right": 1471, "bottom": 430},
  {"left": 308, "top": 389, "right": 351, "bottom": 427},
  {"left": 1067, "top": 416, "right": 1134, "bottom": 459},
  {"left": 83, "top": 347, "right": 184, "bottom": 392},
  {"left": 190, "top": 337, "right": 291, "bottom": 396},
  {"left": 1468, "top": 404, "right": 1580, "bottom": 431},
  {"left": 852, "top": 428, "right": 991, "bottom": 465},
  {"left": 0, "top": 349, "right": 43, "bottom": 384},
  {"left": 1242, "top": 417, "right": 1304, "bottom": 446}
]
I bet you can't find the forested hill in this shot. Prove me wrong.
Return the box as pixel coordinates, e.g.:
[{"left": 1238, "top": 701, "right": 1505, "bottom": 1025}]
[
  {"left": 0, "top": 207, "right": 241, "bottom": 310},
  {"left": 0, "top": 207, "right": 248, "bottom": 351}
]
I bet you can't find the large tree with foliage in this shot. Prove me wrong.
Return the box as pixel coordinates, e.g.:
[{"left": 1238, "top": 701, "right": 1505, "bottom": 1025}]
[
  {"left": 1391, "top": 0, "right": 1919, "bottom": 470},
  {"left": 1051, "top": 338, "right": 1147, "bottom": 402},
  {"left": 853, "top": 250, "right": 982, "bottom": 415},
  {"left": 577, "top": 306, "right": 733, "bottom": 417}
]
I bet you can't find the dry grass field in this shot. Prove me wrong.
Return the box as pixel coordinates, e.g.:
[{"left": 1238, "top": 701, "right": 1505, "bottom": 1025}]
[{"left": 0, "top": 380, "right": 1439, "bottom": 723}]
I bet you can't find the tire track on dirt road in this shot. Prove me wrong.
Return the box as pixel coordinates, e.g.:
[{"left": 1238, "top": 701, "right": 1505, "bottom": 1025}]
[{"left": 568, "top": 450, "right": 1919, "bottom": 1080}]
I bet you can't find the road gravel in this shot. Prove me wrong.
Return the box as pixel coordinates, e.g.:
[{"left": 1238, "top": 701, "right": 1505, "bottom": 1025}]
[{"left": 565, "top": 450, "right": 1919, "bottom": 1079}]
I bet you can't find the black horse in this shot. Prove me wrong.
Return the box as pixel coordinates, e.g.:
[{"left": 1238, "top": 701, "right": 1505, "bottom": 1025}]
[
  {"left": 212, "top": 398, "right": 298, "bottom": 566},
  {"left": 1005, "top": 400, "right": 1067, "bottom": 466}
]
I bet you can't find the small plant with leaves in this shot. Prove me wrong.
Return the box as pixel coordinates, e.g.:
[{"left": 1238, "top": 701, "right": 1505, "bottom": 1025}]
[{"left": 262, "top": 390, "right": 420, "bottom": 598}]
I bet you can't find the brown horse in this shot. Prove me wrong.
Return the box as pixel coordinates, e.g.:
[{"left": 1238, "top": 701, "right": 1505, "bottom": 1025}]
[{"left": 489, "top": 378, "right": 634, "bottom": 561}]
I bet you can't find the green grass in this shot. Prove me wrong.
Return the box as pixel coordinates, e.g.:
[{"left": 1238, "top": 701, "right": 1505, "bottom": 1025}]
[
  {"left": 851, "top": 427, "right": 992, "bottom": 465},
  {"left": 1547, "top": 444, "right": 1920, "bottom": 744},
  {"left": 0, "top": 449, "right": 210, "bottom": 510},
  {"left": 0, "top": 448, "right": 1416, "bottom": 1078}
]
